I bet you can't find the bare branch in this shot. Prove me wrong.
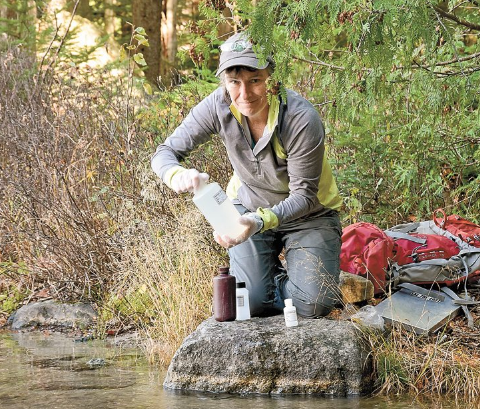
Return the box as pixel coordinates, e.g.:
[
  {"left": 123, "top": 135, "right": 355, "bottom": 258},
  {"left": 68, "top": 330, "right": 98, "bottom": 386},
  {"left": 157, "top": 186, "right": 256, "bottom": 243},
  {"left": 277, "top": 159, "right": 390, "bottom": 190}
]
[
  {"left": 433, "top": 65, "right": 480, "bottom": 76},
  {"left": 293, "top": 56, "right": 345, "bottom": 71},
  {"left": 39, "top": 0, "right": 81, "bottom": 85},
  {"left": 432, "top": 5, "right": 480, "bottom": 30},
  {"left": 426, "top": 51, "right": 480, "bottom": 67}
]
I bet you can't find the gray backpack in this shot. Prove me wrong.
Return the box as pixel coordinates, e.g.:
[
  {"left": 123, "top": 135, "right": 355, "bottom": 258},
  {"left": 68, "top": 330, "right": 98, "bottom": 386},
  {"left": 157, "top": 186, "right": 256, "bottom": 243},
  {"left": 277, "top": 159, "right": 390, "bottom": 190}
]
[{"left": 386, "top": 220, "right": 480, "bottom": 289}]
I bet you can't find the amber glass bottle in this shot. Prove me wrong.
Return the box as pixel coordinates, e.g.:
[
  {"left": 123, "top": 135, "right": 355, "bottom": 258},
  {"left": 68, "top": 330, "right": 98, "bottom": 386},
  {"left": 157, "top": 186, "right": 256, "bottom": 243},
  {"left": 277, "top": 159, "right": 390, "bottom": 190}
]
[{"left": 213, "top": 266, "right": 236, "bottom": 322}]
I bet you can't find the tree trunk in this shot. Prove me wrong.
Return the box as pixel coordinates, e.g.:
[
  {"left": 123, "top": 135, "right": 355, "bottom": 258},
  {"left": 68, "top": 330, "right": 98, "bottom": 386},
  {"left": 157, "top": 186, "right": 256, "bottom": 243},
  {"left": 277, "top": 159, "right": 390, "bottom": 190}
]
[
  {"left": 0, "top": 3, "right": 7, "bottom": 19},
  {"left": 160, "top": 0, "right": 178, "bottom": 85},
  {"left": 104, "top": 0, "right": 116, "bottom": 37},
  {"left": 132, "top": 0, "right": 162, "bottom": 85},
  {"left": 190, "top": 0, "right": 199, "bottom": 19}
]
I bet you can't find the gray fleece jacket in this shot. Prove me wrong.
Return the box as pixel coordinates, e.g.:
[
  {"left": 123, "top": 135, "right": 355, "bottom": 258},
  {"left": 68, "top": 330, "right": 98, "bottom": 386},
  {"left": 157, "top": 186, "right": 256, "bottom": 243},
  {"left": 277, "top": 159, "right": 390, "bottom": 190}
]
[{"left": 151, "top": 87, "right": 342, "bottom": 229}]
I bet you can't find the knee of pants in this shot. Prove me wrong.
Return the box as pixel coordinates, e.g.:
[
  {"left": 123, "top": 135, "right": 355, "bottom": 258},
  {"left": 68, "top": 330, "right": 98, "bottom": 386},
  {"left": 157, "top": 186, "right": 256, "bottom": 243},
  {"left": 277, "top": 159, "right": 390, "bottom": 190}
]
[
  {"left": 294, "top": 298, "right": 333, "bottom": 318},
  {"left": 248, "top": 290, "right": 275, "bottom": 317}
]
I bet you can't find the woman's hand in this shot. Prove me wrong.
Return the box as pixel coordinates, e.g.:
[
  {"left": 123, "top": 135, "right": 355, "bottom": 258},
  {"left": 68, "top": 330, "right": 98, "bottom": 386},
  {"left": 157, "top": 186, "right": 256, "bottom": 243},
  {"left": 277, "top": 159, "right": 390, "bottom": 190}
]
[
  {"left": 171, "top": 169, "right": 209, "bottom": 193},
  {"left": 213, "top": 213, "right": 263, "bottom": 248}
]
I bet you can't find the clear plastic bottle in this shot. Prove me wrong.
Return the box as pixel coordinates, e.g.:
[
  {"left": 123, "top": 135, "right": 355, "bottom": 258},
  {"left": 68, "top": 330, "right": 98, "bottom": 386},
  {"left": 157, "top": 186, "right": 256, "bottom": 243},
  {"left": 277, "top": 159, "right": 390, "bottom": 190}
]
[
  {"left": 192, "top": 182, "right": 246, "bottom": 238},
  {"left": 235, "top": 282, "right": 251, "bottom": 321},
  {"left": 284, "top": 298, "right": 298, "bottom": 327},
  {"left": 213, "top": 266, "right": 236, "bottom": 322}
]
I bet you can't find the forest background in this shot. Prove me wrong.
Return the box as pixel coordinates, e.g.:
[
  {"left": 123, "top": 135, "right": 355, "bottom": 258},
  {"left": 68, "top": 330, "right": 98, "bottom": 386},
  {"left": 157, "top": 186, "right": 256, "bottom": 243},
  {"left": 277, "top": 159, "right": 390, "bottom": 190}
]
[{"left": 0, "top": 0, "right": 479, "bottom": 386}]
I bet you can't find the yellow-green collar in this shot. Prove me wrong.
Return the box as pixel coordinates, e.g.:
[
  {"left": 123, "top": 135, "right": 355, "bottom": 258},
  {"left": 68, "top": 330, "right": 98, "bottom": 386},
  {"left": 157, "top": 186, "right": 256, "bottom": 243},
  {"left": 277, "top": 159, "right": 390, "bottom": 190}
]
[{"left": 229, "top": 97, "right": 280, "bottom": 133}]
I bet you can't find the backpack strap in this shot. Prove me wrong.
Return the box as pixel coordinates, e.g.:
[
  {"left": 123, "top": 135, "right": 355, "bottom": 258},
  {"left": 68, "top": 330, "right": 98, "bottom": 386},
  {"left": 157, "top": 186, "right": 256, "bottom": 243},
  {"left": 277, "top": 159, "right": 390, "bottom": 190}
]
[
  {"left": 385, "top": 230, "right": 427, "bottom": 244},
  {"left": 440, "top": 286, "right": 474, "bottom": 329},
  {"left": 387, "top": 222, "right": 421, "bottom": 234}
]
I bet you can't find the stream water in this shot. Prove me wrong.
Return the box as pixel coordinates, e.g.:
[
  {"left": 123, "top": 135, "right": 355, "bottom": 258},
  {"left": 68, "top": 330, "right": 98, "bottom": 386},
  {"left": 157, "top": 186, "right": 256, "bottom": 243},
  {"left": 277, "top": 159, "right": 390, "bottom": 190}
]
[{"left": 0, "top": 331, "right": 467, "bottom": 409}]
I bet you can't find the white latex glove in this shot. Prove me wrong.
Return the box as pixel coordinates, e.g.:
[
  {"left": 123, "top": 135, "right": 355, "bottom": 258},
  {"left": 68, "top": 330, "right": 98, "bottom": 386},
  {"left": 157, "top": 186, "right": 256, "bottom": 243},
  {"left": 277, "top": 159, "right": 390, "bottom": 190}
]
[
  {"left": 214, "top": 213, "right": 264, "bottom": 249},
  {"left": 170, "top": 169, "right": 209, "bottom": 194}
]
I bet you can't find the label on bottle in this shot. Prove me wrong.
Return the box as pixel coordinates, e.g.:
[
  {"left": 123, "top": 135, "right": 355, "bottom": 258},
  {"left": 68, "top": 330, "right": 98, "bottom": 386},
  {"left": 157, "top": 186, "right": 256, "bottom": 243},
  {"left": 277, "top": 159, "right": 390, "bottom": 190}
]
[
  {"left": 285, "top": 311, "right": 297, "bottom": 323},
  {"left": 237, "top": 295, "right": 245, "bottom": 307},
  {"left": 213, "top": 189, "right": 227, "bottom": 205}
]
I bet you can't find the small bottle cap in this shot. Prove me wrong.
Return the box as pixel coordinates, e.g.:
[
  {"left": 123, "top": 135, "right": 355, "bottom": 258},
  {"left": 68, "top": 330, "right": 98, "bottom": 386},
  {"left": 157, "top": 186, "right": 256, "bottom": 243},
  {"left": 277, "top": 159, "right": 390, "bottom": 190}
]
[
  {"left": 218, "top": 266, "right": 230, "bottom": 274},
  {"left": 236, "top": 282, "right": 246, "bottom": 288},
  {"left": 284, "top": 299, "right": 293, "bottom": 307}
]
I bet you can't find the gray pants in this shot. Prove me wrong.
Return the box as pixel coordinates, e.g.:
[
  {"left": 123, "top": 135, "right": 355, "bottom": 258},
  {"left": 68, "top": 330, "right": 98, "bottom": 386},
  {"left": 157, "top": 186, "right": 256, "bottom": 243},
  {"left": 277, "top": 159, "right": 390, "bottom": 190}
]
[{"left": 228, "top": 207, "right": 342, "bottom": 318}]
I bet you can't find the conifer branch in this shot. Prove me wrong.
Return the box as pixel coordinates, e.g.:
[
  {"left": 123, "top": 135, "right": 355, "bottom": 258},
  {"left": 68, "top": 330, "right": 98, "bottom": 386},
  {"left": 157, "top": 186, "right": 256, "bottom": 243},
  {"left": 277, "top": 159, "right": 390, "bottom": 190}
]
[
  {"left": 293, "top": 56, "right": 345, "bottom": 71},
  {"left": 406, "top": 51, "right": 480, "bottom": 71},
  {"left": 433, "top": 66, "right": 480, "bottom": 76},
  {"left": 413, "top": 59, "right": 480, "bottom": 76},
  {"left": 432, "top": 5, "right": 480, "bottom": 30},
  {"left": 424, "top": 51, "right": 480, "bottom": 67},
  {"left": 297, "top": 52, "right": 480, "bottom": 76}
]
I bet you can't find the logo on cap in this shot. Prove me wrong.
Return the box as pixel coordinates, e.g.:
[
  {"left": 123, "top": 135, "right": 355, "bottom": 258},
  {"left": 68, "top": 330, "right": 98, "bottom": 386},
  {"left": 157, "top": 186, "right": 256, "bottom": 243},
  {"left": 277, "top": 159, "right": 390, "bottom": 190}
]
[{"left": 221, "top": 39, "right": 252, "bottom": 53}]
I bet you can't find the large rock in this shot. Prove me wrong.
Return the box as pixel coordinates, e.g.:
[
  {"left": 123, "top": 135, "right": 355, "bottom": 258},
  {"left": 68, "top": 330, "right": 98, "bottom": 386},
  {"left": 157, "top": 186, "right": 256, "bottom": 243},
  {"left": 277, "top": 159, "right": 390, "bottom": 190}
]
[
  {"left": 8, "top": 300, "right": 97, "bottom": 330},
  {"left": 164, "top": 315, "right": 373, "bottom": 395}
]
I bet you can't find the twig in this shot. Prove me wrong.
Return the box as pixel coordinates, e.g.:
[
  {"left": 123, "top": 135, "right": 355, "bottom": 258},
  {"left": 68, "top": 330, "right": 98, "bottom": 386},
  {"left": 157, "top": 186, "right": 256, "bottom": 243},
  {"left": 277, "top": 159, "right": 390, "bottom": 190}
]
[
  {"left": 430, "top": 65, "right": 480, "bottom": 77},
  {"left": 37, "top": 14, "right": 61, "bottom": 77},
  {"left": 40, "top": 0, "right": 81, "bottom": 84},
  {"left": 432, "top": 4, "right": 480, "bottom": 30},
  {"left": 293, "top": 56, "right": 345, "bottom": 71},
  {"left": 296, "top": 53, "right": 480, "bottom": 77},
  {"left": 421, "top": 51, "right": 480, "bottom": 68},
  {"left": 431, "top": 4, "right": 470, "bottom": 84},
  {"left": 313, "top": 100, "right": 335, "bottom": 107}
]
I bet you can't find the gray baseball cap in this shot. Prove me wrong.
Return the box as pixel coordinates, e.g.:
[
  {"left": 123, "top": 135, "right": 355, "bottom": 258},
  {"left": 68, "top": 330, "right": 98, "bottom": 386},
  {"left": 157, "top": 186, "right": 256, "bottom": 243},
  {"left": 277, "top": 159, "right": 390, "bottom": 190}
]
[{"left": 216, "top": 32, "right": 272, "bottom": 76}]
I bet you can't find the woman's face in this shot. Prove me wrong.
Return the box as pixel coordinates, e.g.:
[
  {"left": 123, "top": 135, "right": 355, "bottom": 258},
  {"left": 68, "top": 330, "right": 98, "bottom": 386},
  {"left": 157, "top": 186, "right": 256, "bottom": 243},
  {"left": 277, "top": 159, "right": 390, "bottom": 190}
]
[{"left": 224, "top": 68, "right": 270, "bottom": 121}]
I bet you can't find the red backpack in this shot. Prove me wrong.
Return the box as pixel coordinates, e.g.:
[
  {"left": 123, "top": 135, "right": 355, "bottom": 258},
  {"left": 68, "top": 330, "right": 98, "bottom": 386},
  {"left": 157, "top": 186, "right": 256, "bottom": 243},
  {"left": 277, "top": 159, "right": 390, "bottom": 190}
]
[
  {"left": 385, "top": 231, "right": 460, "bottom": 265},
  {"left": 433, "top": 208, "right": 480, "bottom": 247},
  {"left": 340, "top": 222, "right": 394, "bottom": 294},
  {"left": 340, "top": 222, "right": 467, "bottom": 295}
]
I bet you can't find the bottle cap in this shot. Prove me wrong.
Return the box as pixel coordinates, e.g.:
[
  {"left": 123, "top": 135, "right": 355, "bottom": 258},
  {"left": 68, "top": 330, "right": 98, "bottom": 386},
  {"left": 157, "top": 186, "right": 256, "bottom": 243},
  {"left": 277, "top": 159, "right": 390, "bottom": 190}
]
[
  {"left": 236, "top": 282, "right": 246, "bottom": 288},
  {"left": 284, "top": 298, "right": 293, "bottom": 307},
  {"left": 218, "top": 266, "right": 230, "bottom": 274}
]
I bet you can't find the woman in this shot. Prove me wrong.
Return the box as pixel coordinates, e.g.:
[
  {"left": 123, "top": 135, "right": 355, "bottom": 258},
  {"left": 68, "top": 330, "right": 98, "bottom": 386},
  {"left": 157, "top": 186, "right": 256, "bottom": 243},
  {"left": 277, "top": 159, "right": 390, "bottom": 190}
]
[{"left": 151, "top": 32, "right": 343, "bottom": 318}]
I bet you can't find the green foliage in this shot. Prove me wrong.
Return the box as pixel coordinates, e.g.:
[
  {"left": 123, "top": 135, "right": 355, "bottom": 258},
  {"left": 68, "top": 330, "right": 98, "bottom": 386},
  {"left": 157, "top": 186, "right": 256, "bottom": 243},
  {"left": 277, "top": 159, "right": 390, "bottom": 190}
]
[
  {"left": 0, "top": 261, "right": 29, "bottom": 315},
  {"left": 0, "top": 0, "right": 36, "bottom": 50},
  {"left": 103, "top": 284, "right": 155, "bottom": 323},
  {"left": 139, "top": 77, "right": 217, "bottom": 140},
  {"left": 200, "top": 0, "right": 480, "bottom": 225},
  {"left": 376, "top": 351, "right": 409, "bottom": 390}
]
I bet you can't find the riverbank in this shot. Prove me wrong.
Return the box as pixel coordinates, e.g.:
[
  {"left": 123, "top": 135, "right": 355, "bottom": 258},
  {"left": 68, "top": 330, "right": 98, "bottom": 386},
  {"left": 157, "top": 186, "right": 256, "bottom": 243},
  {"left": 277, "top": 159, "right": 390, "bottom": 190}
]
[
  {"left": 2, "top": 292, "right": 480, "bottom": 403},
  {"left": 2, "top": 299, "right": 146, "bottom": 352},
  {"left": 6, "top": 330, "right": 463, "bottom": 409}
]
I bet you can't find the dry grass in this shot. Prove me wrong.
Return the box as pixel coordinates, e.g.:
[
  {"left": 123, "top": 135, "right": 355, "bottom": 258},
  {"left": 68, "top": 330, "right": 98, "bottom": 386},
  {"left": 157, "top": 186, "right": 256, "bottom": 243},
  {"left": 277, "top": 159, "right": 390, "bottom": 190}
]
[
  {"left": 0, "top": 45, "right": 140, "bottom": 301},
  {"left": 0, "top": 43, "right": 228, "bottom": 363},
  {"left": 104, "top": 199, "right": 228, "bottom": 365},
  {"left": 363, "top": 314, "right": 480, "bottom": 402}
]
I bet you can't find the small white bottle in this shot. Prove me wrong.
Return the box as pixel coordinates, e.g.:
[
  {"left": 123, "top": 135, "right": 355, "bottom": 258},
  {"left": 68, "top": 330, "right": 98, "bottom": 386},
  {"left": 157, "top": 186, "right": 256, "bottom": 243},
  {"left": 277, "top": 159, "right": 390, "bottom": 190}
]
[
  {"left": 192, "top": 182, "right": 246, "bottom": 238},
  {"left": 284, "top": 299, "right": 298, "bottom": 327},
  {"left": 235, "top": 282, "right": 251, "bottom": 321}
]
